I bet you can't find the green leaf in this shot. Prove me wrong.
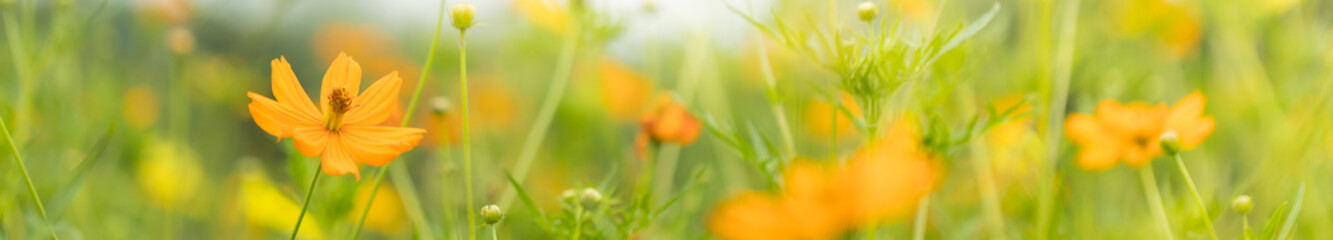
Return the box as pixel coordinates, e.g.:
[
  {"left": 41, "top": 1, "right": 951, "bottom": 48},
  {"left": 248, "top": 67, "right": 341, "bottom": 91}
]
[
  {"left": 1276, "top": 183, "right": 1306, "bottom": 240},
  {"left": 1260, "top": 202, "right": 1289, "bottom": 239},
  {"left": 927, "top": 2, "right": 1000, "bottom": 64},
  {"left": 504, "top": 170, "right": 551, "bottom": 230},
  {"left": 49, "top": 123, "right": 116, "bottom": 220},
  {"left": 654, "top": 167, "right": 708, "bottom": 218}
]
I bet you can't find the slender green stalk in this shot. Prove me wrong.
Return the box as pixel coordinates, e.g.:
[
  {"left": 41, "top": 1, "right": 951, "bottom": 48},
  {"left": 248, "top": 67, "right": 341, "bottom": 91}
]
[
  {"left": 971, "top": 141, "right": 1007, "bottom": 239},
  {"left": 349, "top": 1, "right": 448, "bottom": 238},
  {"left": 500, "top": 21, "right": 579, "bottom": 210},
  {"left": 390, "top": 163, "right": 437, "bottom": 239},
  {"left": 1038, "top": 0, "right": 1080, "bottom": 238},
  {"left": 290, "top": 163, "right": 322, "bottom": 240},
  {"left": 491, "top": 224, "right": 499, "bottom": 240},
  {"left": 911, "top": 194, "right": 931, "bottom": 240},
  {"left": 1170, "top": 154, "right": 1218, "bottom": 240},
  {"left": 754, "top": 37, "right": 796, "bottom": 157},
  {"left": 1, "top": 114, "right": 58, "bottom": 240},
  {"left": 571, "top": 209, "right": 585, "bottom": 240},
  {"left": 1139, "top": 165, "right": 1175, "bottom": 240},
  {"left": 459, "top": 30, "right": 477, "bottom": 240}
]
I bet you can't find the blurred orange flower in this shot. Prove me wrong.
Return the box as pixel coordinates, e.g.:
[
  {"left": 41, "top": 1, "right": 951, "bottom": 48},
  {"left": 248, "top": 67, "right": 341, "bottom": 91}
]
[
  {"left": 638, "top": 97, "right": 702, "bottom": 144},
  {"left": 123, "top": 85, "right": 161, "bottom": 129},
  {"left": 599, "top": 59, "right": 655, "bottom": 121},
  {"left": 709, "top": 120, "right": 937, "bottom": 239},
  {"left": 802, "top": 93, "right": 862, "bottom": 142},
  {"left": 1065, "top": 91, "right": 1215, "bottom": 171},
  {"left": 246, "top": 52, "right": 426, "bottom": 180},
  {"left": 708, "top": 162, "right": 844, "bottom": 240}
]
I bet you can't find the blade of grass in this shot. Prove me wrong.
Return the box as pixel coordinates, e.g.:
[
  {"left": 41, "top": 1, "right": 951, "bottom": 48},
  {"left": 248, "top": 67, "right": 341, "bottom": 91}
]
[
  {"left": 503, "top": 170, "right": 551, "bottom": 229},
  {"left": 49, "top": 123, "right": 116, "bottom": 220},
  {"left": 1276, "top": 183, "right": 1305, "bottom": 240}
]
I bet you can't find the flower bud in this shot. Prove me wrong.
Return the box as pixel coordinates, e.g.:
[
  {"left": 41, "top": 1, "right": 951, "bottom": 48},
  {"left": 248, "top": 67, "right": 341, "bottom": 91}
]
[
  {"left": 561, "top": 189, "right": 578, "bottom": 204},
  {"left": 451, "top": 3, "right": 476, "bottom": 31},
  {"left": 431, "top": 96, "right": 452, "bottom": 116},
  {"left": 857, "top": 2, "right": 878, "bottom": 22},
  {"left": 480, "top": 204, "right": 504, "bottom": 225},
  {"left": 579, "top": 188, "right": 602, "bottom": 210},
  {"left": 1233, "top": 195, "right": 1253, "bottom": 214},
  {"left": 1159, "top": 131, "right": 1182, "bottom": 155}
]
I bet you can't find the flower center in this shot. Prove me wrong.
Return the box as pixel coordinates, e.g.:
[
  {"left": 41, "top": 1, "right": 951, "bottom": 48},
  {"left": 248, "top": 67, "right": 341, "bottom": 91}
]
[{"left": 324, "top": 88, "right": 353, "bottom": 131}]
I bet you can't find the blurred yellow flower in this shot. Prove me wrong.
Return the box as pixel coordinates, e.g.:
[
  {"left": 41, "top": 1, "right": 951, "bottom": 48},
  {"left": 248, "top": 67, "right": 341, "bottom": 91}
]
[
  {"left": 598, "top": 58, "right": 655, "bottom": 121},
  {"left": 246, "top": 53, "right": 426, "bottom": 180},
  {"left": 347, "top": 183, "right": 408, "bottom": 236},
  {"left": 514, "top": 0, "right": 572, "bottom": 34},
  {"left": 122, "top": 85, "right": 161, "bottom": 129},
  {"left": 1110, "top": 0, "right": 1201, "bottom": 58},
  {"left": 237, "top": 169, "right": 325, "bottom": 239},
  {"left": 138, "top": 138, "right": 203, "bottom": 210},
  {"left": 1065, "top": 91, "right": 1215, "bottom": 171},
  {"left": 709, "top": 120, "right": 937, "bottom": 239}
]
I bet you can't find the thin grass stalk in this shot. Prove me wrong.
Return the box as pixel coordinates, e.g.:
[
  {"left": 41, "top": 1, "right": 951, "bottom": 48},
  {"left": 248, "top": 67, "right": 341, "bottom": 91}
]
[
  {"left": 349, "top": 1, "right": 449, "bottom": 238},
  {"left": 501, "top": 21, "right": 580, "bottom": 210},
  {"left": 1140, "top": 164, "right": 1176, "bottom": 240},
  {"left": 1038, "top": 0, "right": 1080, "bottom": 238},
  {"left": 0, "top": 112, "right": 58, "bottom": 240}
]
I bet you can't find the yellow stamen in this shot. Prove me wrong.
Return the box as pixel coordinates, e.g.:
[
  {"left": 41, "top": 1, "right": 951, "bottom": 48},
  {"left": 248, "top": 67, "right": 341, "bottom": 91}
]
[{"left": 324, "top": 88, "right": 352, "bottom": 131}]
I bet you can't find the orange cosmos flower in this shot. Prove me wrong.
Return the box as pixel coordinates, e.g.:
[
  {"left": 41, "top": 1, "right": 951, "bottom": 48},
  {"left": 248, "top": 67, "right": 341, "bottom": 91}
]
[
  {"left": 247, "top": 52, "right": 426, "bottom": 180},
  {"left": 640, "top": 96, "right": 703, "bottom": 145},
  {"left": 709, "top": 120, "right": 937, "bottom": 239},
  {"left": 708, "top": 161, "right": 845, "bottom": 240},
  {"left": 1065, "top": 91, "right": 1214, "bottom": 171}
]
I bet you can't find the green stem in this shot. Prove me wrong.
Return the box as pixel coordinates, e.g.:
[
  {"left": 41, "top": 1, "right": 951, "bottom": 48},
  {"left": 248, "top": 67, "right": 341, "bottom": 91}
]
[
  {"left": 491, "top": 224, "right": 499, "bottom": 240},
  {"left": 1171, "top": 154, "right": 1218, "bottom": 240},
  {"left": 349, "top": 1, "right": 448, "bottom": 238},
  {"left": 289, "top": 163, "right": 322, "bottom": 240},
  {"left": 1, "top": 113, "right": 58, "bottom": 240},
  {"left": 754, "top": 37, "right": 796, "bottom": 157},
  {"left": 1139, "top": 164, "right": 1175, "bottom": 240},
  {"left": 571, "top": 209, "right": 585, "bottom": 240},
  {"left": 911, "top": 194, "right": 931, "bottom": 240},
  {"left": 460, "top": 30, "right": 477, "bottom": 240},
  {"left": 500, "top": 20, "right": 579, "bottom": 210},
  {"left": 1038, "top": 0, "right": 1080, "bottom": 238}
]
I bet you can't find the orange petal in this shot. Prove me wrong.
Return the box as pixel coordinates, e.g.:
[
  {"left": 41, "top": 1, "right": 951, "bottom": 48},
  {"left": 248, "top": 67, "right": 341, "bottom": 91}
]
[
  {"left": 321, "top": 137, "right": 362, "bottom": 180},
  {"left": 270, "top": 56, "right": 321, "bottom": 119},
  {"left": 1122, "top": 144, "right": 1160, "bottom": 168},
  {"left": 1075, "top": 143, "right": 1122, "bottom": 171},
  {"left": 291, "top": 127, "right": 331, "bottom": 157},
  {"left": 248, "top": 92, "right": 319, "bottom": 139},
  {"left": 320, "top": 52, "right": 363, "bottom": 112},
  {"left": 1166, "top": 91, "right": 1214, "bottom": 149},
  {"left": 344, "top": 72, "right": 402, "bottom": 126},
  {"left": 1065, "top": 114, "right": 1112, "bottom": 145},
  {"left": 1174, "top": 116, "right": 1215, "bottom": 149},
  {"left": 340, "top": 126, "right": 426, "bottom": 167}
]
